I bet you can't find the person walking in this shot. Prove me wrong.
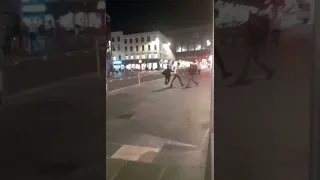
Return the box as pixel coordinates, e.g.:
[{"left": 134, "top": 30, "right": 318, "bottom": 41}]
[
  {"left": 161, "top": 65, "right": 174, "bottom": 86},
  {"left": 214, "top": 8, "right": 233, "bottom": 79},
  {"left": 186, "top": 64, "right": 199, "bottom": 88},
  {"left": 270, "top": 5, "right": 282, "bottom": 47},
  {"left": 170, "top": 62, "right": 184, "bottom": 88},
  {"left": 233, "top": 11, "right": 274, "bottom": 86}
]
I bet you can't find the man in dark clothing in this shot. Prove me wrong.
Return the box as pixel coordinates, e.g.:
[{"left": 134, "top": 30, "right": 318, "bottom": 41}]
[
  {"left": 162, "top": 65, "right": 174, "bottom": 85},
  {"left": 186, "top": 64, "right": 199, "bottom": 88},
  {"left": 214, "top": 9, "right": 233, "bottom": 79}
]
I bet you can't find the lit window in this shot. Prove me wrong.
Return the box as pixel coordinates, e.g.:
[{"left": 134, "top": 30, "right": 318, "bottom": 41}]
[
  {"left": 126, "top": 55, "right": 128, "bottom": 59},
  {"left": 154, "top": 54, "right": 158, "bottom": 58},
  {"left": 136, "top": 55, "right": 140, "bottom": 59},
  {"left": 131, "top": 55, "right": 134, "bottom": 59},
  {"left": 148, "top": 54, "right": 152, "bottom": 58},
  {"left": 113, "top": 56, "right": 116, "bottom": 60},
  {"left": 142, "top": 54, "right": 145, "bottom": 59}
]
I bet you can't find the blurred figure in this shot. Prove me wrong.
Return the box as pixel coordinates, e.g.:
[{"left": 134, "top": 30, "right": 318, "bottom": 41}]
[
  {"left": 161, "top": 65, "right": 174, "bottom": 86},
  {"left": 170, "top": 62, "right": 184, "bottom": 88},
  {"left": 270, "top": 5, "right": 282, "bottom": 47},
  {"left": 214, "top": 9, "right": 233, "bottom": 79},
  {"left": 233, "top": 11, "right": 274, "bottom": 86},
  {"left": 29, "top": 23, "right": 40, "bottom": 52},
  {"left": 186, "top": 64, "right": 199, "bottom": 88}
]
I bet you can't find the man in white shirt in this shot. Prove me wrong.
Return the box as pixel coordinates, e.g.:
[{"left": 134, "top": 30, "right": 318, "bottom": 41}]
[{"left": 170, "top": 62, "right": 184, "bottom": 88}]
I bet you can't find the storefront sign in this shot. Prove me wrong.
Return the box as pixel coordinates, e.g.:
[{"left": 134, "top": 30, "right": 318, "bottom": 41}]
[{"left": 113, "top": 60, "right": 122, "bottom": 65}]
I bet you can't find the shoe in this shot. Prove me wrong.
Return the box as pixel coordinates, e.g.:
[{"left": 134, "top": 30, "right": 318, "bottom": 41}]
[
  {"left": 185, "top": 85, "right": 191, "bottom": 88},
  {"left": 196, "top": 83, "right": 199, "bottom": 86},
  {"left": 170, "top": 85, "right": 173, "bottom": 88},
  {"left": 181, "top": 84, "right": 185, "bottom": 87}
]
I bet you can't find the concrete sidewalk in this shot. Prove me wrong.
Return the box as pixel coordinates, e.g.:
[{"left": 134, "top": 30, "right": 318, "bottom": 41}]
[
  {"left": 107, "top": 71, "right": 212, "bottom": 180},
  {"left": 214, "top": 28, "right": 312, "bottom": 180}
]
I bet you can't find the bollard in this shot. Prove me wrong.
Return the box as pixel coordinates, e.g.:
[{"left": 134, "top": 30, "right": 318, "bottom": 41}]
[{"left": 138, "top": 72, "right": 141, "bottom": 86}]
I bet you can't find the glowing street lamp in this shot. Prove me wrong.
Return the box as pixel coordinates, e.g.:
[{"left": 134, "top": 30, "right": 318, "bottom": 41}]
[{"left": 206, "top": 40, "right": 211, "bottom": 46}]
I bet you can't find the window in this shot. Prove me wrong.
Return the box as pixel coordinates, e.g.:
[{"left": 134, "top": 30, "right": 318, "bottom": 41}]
[
  {"left": 147, "top": 36, "right": 150, "bottom": 42},
  {"left": 125, "top": 47, "right": 128, "bottom": 52},
  {"left": 188, "top": 43, "right": 195, "bottom": 51},
  {"left": 131, "top": 55, "right": 134, "bottom": 59},
  {"left": 130, "top": 38, "right": 132, "bottom": 43},
  {"left": 195, "top": 41, "right": 202, "bottom": 50},
  {"left": 148, "top": 54, "right": 152, "bottom": 58},
  {"left": 136, "top": 46, "right": 139, "bottom": 51},
  {"left": 113, "top": 56, "right": 116, "bottom": 60},
  {"left": 136, "top": 54, "right": 139, "bottom": 59},
  {"left": 148, "top": 45, "right": 151, "bottom": 51},
  {"left": 182, "top": 43, "right": 188, "bottom": 52},
  {"left": 118, "top": 55, "right": 121, "bottom": 60},
  {"left": 142, "top": 54, "right": 146, "bottom": 59},
  {"left": 136, "top": 38, "right": 138, "bottom": 43},
  {"left": 117, "top": 37, "right": 120, "bottom": 42},
  {"left": 154, "top": 44, "right": 157, "bottom": 50},
  {"left": 176, "top": 43, "right": 181, "bottom": 52},
  {"left": 142, "top": 45, "right": 144, "bottom": 51},
  {"left": 126, "top": 55, "right": 129, "bottom": 59},
  {"left": 112, "top": 37, "right": 114, "bottom": 42},
  {"left": 124, "top": 39, "right": 127, "bottom": 44},
  {"left": 112, "top": 45, "right": 115, "bottom": 51},
  {"left": 154, "top": 53, "right": 158, "bottom": 58},
  {"left": 141, "top": 37, "right": 144, "bottom": 42},
  {"left": 130, "top": 46, "right": 133, "bottom": 52},
  {"left": 118, "top": 44, "right": 120, "bottom": 51}
]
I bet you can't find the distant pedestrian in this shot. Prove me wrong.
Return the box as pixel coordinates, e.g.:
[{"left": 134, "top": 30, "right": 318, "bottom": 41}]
[
  {"left": 161, "top": 65, "right": 174, "bottom": 86},
  {"left": 186, "top": 64, "right": 199, "bottom": 88},
  {"left": 28, "top": 23, "right": 40, "bottom": 52},
  {"left": 170, "top": 62, "right": 184, "bottom": 88}
]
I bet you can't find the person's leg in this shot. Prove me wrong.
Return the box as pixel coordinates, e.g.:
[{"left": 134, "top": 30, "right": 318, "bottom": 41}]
[
  {"left": 170, "top": 74, "right": 177, "bottom": 87},
  {"left": 253, "top": 47, "right": 274, "bottom": 80},
  {"left": 192, "top": 75, "right": 198, "bottom": 85},
  {"left": 177, "top": 75, "right": 184, "bottom": 86},
  {"left": 214, "top": 46, "right": 232, "bottom": 78}
]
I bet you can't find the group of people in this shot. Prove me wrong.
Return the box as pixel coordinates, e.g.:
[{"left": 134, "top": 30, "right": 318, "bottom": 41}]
[
  {"left": 162, "top": 62, "right": 199, "bottom": 88},
  {"left": 214, "top": 4, "right": 282, "bottom": 86}
]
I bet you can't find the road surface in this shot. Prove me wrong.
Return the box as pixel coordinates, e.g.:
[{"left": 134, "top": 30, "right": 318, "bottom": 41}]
[{"left": 107, "top": 71, "right": 211, "bottom": 180}]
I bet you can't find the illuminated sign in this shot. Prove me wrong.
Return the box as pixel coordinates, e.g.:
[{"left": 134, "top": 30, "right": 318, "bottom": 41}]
[{"left": 113, "top": 60, "right": 122, "bottom": 65}]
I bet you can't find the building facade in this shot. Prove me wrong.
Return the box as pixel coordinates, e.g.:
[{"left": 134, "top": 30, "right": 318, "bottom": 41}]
[
  {"left": 164, "top": 24, "right": 213, "bottom": 68},
  {"left": 111, "top": 31, "right": 175, "bottom": 70}
]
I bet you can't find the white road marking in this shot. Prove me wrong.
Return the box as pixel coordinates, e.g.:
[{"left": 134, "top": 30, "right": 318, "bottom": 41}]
[
  {"left": 107, "top": 78, "right": 163, "bottom": 95},
  {"left": 111, "top": 145, "right": 160, "bottom": 163}
]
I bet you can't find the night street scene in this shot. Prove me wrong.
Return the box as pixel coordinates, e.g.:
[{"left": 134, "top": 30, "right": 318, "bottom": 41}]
[{"left": 0, "top": 0, "right": 317, "bottom": 179}]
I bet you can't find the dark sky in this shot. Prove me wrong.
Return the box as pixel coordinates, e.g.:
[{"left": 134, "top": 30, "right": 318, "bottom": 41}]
[{"left": 107, "top": 0, "right": 212, "bottom": 33}]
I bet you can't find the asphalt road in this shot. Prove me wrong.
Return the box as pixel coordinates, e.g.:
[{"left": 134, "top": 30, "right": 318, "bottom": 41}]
[{"left": 107, "top": 71, "right": 211, "bottom": 179}]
